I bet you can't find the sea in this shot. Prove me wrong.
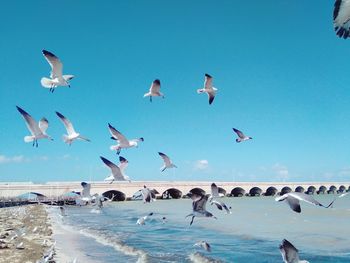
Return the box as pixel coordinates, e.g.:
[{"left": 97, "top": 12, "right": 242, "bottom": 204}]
[{"left": 50, "top": 194, "right": 350, "bottom": 262}]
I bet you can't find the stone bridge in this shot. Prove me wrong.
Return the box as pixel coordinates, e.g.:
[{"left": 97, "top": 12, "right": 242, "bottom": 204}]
[{"left": 0, "top": 181, "right": 349, "bottom": 201}]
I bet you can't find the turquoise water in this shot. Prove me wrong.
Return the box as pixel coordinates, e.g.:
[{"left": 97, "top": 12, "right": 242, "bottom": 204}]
[{"left": 55, "top": 195, "right": 350, "bottom": 262}]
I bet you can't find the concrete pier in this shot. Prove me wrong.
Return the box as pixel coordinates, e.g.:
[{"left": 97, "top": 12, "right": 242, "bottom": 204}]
[{"left": 0, "top": 181, "right": 348, "bottom": 201}]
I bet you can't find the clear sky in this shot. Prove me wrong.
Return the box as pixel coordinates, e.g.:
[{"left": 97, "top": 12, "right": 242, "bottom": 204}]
[{"left": 1, "top": 1, "right": 349, "bottom": 183}]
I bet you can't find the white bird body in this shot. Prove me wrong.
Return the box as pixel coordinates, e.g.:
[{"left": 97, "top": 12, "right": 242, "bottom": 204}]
[
  {"left": 197, "top": 74, "right": 217, "bottom": 105},
  {"left": 56, "top": 111, "right": 90, "bottom": 145},
  {"left": 75, "top": 182, "right": 93, "bottom": 205},
  {"left": 232, "top": 128, "right": 252, "bottom": 143},
  {"left": 158, "top": 152, "right": 177, "bottom": 172},
  {"left": 209, "top": 183, "right": 231, "bottom": 214},
  {"left": 41, "top": 50, "right": 74, "bottom": 92},
  {"left": 141, "top": 185, "right": 155, "bottom": 203},
  {"left": 100, "top": 156, "right": 130, "bottom": 183},
  {"left": 279, "top": 239, "right": 309, "bottom": 263},
  {"left": 108, "top": 123, "right": 144, "bottom": 155},
  {"left": 16, "top": 106, "right": 53, "bottom": 147},
  {"left": 194, "top": 241, "right": 211, "bottom": 252},
  {"left": 136, "top": 212, "right": 153, "bottom": 225},
  {"left": 186, "top": 192, "right": 217, "bottom": 225},
  {"left": 334, "top": 0, "right": 350, "bottom": 38},
  {"left": 144, "top": 79, "right": 164, "bottom": 102},
  {"left": 275, "top": 192, "right": 335, "bottom": 213}
]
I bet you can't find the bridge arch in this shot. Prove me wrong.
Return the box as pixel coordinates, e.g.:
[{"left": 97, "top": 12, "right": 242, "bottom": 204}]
[
  {"left": 306, "top": 186, "right": 316, "bottom": 194},
  {"left": 231, "top": 187, "right": 246, "bottom": 197},
  {"left": 162, "top": 188, "right": 182, "bottom": 199},
  {"left": 328, "top": 185, "right": 337, "bottom": 194},
  {"left": 17, "top": 192, "right": 46, "bottom": 201},
  {"left": 317, "top": 185, "right": 327, "bottom": 194},
  {"left": 249, "top": 187, "right": 262, "bottom": 197},
  {"left": 280, "top": 186, "right": 292, "bottom": 195},
  {"left": 102, "top": 190, "right": 126, "bottom": 201},
  {"left": 265, "top": 186, "right": 278, "bottom": 196},
  {"left": 295, "top": 186, "right": 305, "bottom": 193},
  {"left": 189, "top": 187, "right": 206, "bottom": 196},
  {"left": 339, "top": 185, "right": 346, "bottom": 193}
]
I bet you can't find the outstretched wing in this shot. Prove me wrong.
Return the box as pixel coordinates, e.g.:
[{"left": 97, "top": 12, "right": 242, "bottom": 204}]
[
  {"left": 204, "top": 73, "right": 213, "bottom": 89},
  {"left": 150, "top": 79, "right": 161, "bottom": 93},
  {"left": 118, "top": 156, "right": 129, "bottom": 172},
  {"left": 193, "top": 194, "right": 209, "bottom": 212},
  {"left": 56, "top": 111, "right": 76, "bottom": 135},
  {"left": 108, "top": 123, "right": 129, "bottom": 145},
  {"left": 42, "top": 50, "right": 63, "bottom": 78},
  {"left": 211, "top": 183, "right": 219, "bottom": 198},
  {"left": 158, "top": 152, "right": 172, "bottom": 166},
  {"left": 38, "top": 118, "right": 49, "bottom": 134},
  {"left": 232, "top": 128, "right": 245, "bottom": 139},
  {"left": 100, "top": 156, "right": 126, "bottom": 181},
  {"left": 334, "top": 0, "right": 350, "bottom": 39},
  {"left": 279, "top": 239, "right": 300, "bottom": 263},
  {"left": 16, "top": 106, "right": 42, "bottom": 136}
]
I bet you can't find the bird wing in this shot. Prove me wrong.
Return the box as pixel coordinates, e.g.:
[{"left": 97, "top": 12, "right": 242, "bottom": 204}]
[
  {"left": 16, "top": 106, "right": 42, "bottom": 136},
  {"left": 56, "top": 111, "right": 76, "bottom": 135},
  {"left": 286, "top": 195, "right": 301, "bottom": 213},
  {"left": 150, "top": 79, "right": 161, "bottom": 93},
  {"left": 118, "top": 156, "right": 129, "bottom": 173},
  {"left": 100, "top": 156, "right": 126, "bottom": 181},
  {"left": 204, "top": 74, "right": 213, "bottom": 89},
  {"left": 108, "top": 123, "right": 129, "bottom": 145},
  {"left": 232, "top": 128, "right": 245, "bottom": 139},
  {"left": 158, "top": 152, "right": 172, "bottom": 166},
  {"left": 211, "top": 200, "right": 231, "bottom": 214},
  {"left": 211, "top": 183, "right": 219, "bottom": 198},
  {"left": 141, "top": 187, "right": 152, "bottom": 203},
  {"left": 38, "top": 118, "right": 49, "bottom": 134},
  {"left": 193, "top": 194, "right": 208, "bottom": 212},
  {"left": 207, "top": 91, "right": 216, "bottom": 105},
  {"left": 81, "top": 182, "right": 91, "bottom": 198},
  {"left": 42, "top": 50, "right": 63, "bottom": 78},
  {"left": 279, "top": 239, "right": 300, "bottom": 263},
  {"left": 289, "top": 192, "right": 323, "bottom": 207}
]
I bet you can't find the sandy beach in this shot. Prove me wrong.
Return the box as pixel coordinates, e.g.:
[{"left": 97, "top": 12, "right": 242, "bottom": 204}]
[{"left": 0, "top": 205, "right": 54, "bottom": 263}]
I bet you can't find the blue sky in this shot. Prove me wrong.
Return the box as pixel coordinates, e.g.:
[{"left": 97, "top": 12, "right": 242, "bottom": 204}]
[{"left": 1, "top": 0, "right": 350, "bottom": 183}]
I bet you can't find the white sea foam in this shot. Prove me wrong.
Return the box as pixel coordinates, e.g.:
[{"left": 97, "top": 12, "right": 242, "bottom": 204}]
[{"left": 188, "top": 252, "right": 223, "bottom": 263}]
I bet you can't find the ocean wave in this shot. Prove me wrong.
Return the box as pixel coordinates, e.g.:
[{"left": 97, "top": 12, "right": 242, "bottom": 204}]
[
  {"left": 79, "top": 228, "right": 149, "bottom": 263},
  {"left": 188, "top": 252, "right": 223, "bottom": 263}
]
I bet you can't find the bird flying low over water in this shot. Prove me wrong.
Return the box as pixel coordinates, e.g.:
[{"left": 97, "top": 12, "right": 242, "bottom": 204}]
[
  {"left": 100, "top": 156, "right": 130, "bottom": 183},
  {"left": 193, "top": 241, "right": 211, "bottom": 252},
  {"left": 55, "top": 111, "right": 90, "bottom": 145},
  {"left": 75, "top": 182, "right": 94, "bottom": 205},
  {"left": 279, "top": 239, "right": 309, "bottom": 263},
  {"left": 144, "top": 79, "right": 164, "bottom": 102},
  {"left": 136, "top": 212, "right": 153, "bottom": 225},
  {"left": 108, "top": 123, "right": 144, "bottom": 155},
  {"left": 232, "top": 128, "right": 252, "bottom": 143},
  {"left": 275, "top": 192, "right": 335, "bottom": 213},
  {"left": 158, "top": 152, "right": 177, "bottom": 172},
  {"left": 209, "top": 183, "right": 231, "bottom": 214},
  {"left": 197, "top": 74, "right": 218, "bottom": 105},
  {"left": 186, "top": 191, "right": 217, "bottom": 225},
  {"left": 141, "top": 185, "right": 155, "bottom": 203},
  {"left": 333, "top": 0, "right": 350, "bottom": 39},
  {"left": 41, "top": 50, "right": 74, "bottom": 92},
  {"left": 16, "top": 106, "right": 53, "bottom": 147}
]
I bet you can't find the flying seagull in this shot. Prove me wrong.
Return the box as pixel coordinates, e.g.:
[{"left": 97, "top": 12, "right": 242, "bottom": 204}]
[
  {"left": 186, "top": 191, "right": 217, "bottom": 225},
  {"left": 75, "top": 182, "right": 93, "bottom": 205},
  {"left": 333, "top": 0, "right": 350, "bottom": 39},
  {"left": 108, "top": 123, "right": 144, "bottom": 155},
  {"left": 279, "top": 239, "right": 309, "bottom": 263},
  {"left": 275, "top": 192, "right": 335, "bottom": 213},
  {"left": 55, "top": 111, "right": 90, "bottom": 145},
  {"left": 193, "top": 241, "right": 211, "bottom": 252},
  {"left": 100, "top": 156, "right": 130, "bottom": 183},
  {"left": 209, "top": 183, "right": 231, "bottom": 214},
  {"left": 232, "top": 128, "right": 252, "bottom": 143},
  {"left": 16, "top": 106, "right": 53, "bottom": 147},
  {"left": 41, "top": 50, "right": 74, "bottom": 92},
  {"left": 143, "top": 79, "right": 164, "bottom": 102},
  {"left": 158, "top": 152, "right": 177, "bottom": 172},
  {"left": 136, "top": 212, "right": 153, "bottom": 225},
  {"left": 141, "top": 185, "right": 155, "bottom": 203},
  {"left": 197, "top": 74, "right": 218, "bottom": 105}
]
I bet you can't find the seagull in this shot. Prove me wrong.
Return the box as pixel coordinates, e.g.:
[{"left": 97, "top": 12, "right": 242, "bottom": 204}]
[
  {"left": 193, "top": 241, "right": 211, "bottom": 252},
  {"left": 16, "top": 106, "right": 53, "bottom": 147},
  {"left": 136, "top": 212, "right": 153, "bottom": 225},
  {"left": 158, "top": 152, "right": 177, "bottom": 172},
  {"left": 41, "top": 50, "right": 74, "bottom": 92},
  {"left": 279, "top": 239, "right": 309, "bottom": 263},
  {"left": 75, "top": 182, "right": 93, "bottom": 205},
  {"left": 333, "top": 0, "right": 350, "bottom": 39},
  {"left": 108, "top": 123, "right": 144, "bottom": 155},
  {"left": 100, "top": 156, "right": 130, "bottom": 183},
  {"left": 59, "top": 206, "right": 66, "bottom": 217},
  {"left": 275, "top": 192, "right": 335, "bottom": 213},
  {"left": 232, "top": 128, "right": 252, "bottom": 143},
  {"left": 143, "top": 79, "right": 164, "bottom": 102},
  {"left": 55, "top": 111, "right": 90, "bottom": 145},
  {"left": 209, "top": 183, "right": 231, "bottom": 214},
  {"left": 197, "top": 74, "right": 218, "bottom": 105},
  {"left": 186, "top": 192, "right": 217, "bottom": 225},
  {"left": 141, "top": 185, "right": 155, "bottom": 203}
]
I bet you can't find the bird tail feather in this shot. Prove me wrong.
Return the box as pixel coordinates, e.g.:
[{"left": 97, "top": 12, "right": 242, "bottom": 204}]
[
  {"left": 24, "top": 136, "right": 34, "bottom": 142},
  {"left": 41, "top": 77, "right": 55, "bottom": 88}
]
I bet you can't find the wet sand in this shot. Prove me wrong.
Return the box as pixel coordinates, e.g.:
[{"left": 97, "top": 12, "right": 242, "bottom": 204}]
[{"left": 0, "top": 204, "right": 54, "bottom": 263}]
